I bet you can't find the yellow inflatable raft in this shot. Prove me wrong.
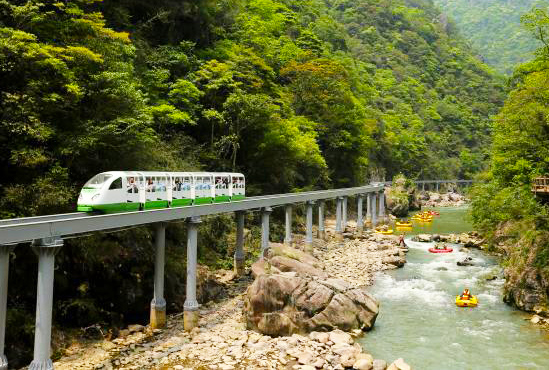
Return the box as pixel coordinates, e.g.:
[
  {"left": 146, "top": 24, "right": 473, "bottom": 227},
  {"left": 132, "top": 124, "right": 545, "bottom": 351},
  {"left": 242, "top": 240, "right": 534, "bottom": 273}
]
[
  {"left": 395, "top": 221, "right": 412, "bottom": 227},
  {"left": 455, "top": 295, "right": 478, "bottom": 307}
]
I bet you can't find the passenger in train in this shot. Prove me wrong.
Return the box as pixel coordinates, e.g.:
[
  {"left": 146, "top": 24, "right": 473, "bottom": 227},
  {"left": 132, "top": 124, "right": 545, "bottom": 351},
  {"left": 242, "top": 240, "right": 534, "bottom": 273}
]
[
  {"left": 147, "top": 178, "right": 154, "bottom": 192},
  {"left": 127, "top": 177, "right": 138, "bottom": 193}
]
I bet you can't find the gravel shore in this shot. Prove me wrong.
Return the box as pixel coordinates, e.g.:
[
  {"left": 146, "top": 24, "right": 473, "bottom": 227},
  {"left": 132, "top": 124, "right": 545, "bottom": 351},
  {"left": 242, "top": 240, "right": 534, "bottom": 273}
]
[{"left": 52, "top": 219, "right": 410, "bottom": 370}]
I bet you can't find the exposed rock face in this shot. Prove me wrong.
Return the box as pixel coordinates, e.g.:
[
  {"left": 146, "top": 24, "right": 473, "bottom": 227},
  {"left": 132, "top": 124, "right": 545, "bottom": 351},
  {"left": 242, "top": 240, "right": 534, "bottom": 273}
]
[
  {"left": 197, "top": 265, "right": 226, "bottom": 303},
  {"left": 503, "top": 268, "right": 549, "bottom": 313},
  {"left": 385, "top": 175, "right": 420, "bottom": 217},
  {"left": 244, "top": 273, "right": 379, "bottom": 336}
]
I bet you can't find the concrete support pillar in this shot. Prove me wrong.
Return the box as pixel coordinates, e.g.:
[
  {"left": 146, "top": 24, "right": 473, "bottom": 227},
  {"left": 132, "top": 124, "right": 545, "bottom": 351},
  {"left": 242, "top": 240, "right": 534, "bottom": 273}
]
[
  {"left": 234, "top": 211, "right": 245, "bottom": 276},
  {"left": 317, "top": 201, "right": 325, "bottom": 240},
  {"left": 342, "top": 197, "right": 348, "bottom": 232},
  {"left": 29, "top": 238, "right": 62, "bottom": 370},
  {"left": 150, "top": 223, "right": 167, "bottom": 329},
  {"left": 284, "top": 205, "right": 292, "bottom": 246},
  {"left": 379, "top": 190, "right": 385, "bottom": 222},
  {"left": 366, "top": 193, "right": 372, "bottom": 224},
  {"left": 422, "top": 183, "right": 425, "bottom": 191},
  {"left": 305, "top": 201, "right": 315, "bottom": 253},
  {"left": 335, "top": 197, "right": 343, "bottom": 242},
  {"left": 0, "top": 244, "right": 15, "bottom": 370},
  {"left": 357, "top": 195, "right": 364, "bottom": 236},
  {"left": 436, "top": 182, "right": 439, "bottom": 192},
  {"left": 371, "top": 193, "right": 377, "bottom": 227},
  {"left": 261, "top": 207, "right": 272, "bottom": 257},
  {"left": 184, "top": 216, "right": 201, "bottom": 331}
]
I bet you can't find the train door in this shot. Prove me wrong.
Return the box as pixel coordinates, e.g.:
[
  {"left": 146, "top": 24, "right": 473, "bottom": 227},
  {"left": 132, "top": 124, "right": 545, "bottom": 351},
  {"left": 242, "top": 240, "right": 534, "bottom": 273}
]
[
  {"left": 125, "top": 174, "right": 140, "bottom": 211},
  {"left": 208, "top": 175, "right": 214, "bottom": 201},
  {"left": 189, "top": 175, "right": 196, "bottom": 204},
  {"left": 137, "top": 172, "right": 146, "bottom": 209},
  {"left": 104, "top": 175, "right": 124, "bottom": 212},
  {"left": 166, "top": 173, "right": 172, "bottom": 206}
]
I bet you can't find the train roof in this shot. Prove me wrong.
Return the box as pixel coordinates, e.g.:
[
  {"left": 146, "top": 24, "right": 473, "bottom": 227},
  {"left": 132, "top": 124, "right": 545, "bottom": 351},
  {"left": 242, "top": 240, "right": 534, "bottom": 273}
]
[{"left": 96, "top": 171, "right": 244, "bottom": 177}]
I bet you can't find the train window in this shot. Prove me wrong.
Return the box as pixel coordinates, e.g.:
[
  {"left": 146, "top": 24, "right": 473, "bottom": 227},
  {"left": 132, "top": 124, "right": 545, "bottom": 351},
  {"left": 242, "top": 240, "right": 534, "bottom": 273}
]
[
  {"left": 109, "top": 177, "right": 122, "bottom": 190},
  {"left": 84, "top": 173, "right": 112, "bottom": 188},
  {"left": 127, "top": 177, "right": 138, "bottom": 193},
  {"left": 146, "top": 177, "right": 154, "bottom": 192}
]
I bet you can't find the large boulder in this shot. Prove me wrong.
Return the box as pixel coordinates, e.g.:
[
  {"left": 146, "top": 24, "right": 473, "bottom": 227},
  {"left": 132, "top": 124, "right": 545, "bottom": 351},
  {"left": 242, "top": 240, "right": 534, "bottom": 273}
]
[
  {"left": 251, "top": 243, "right": 328, "bottom": 279},
  {"left": 411, "top": 234, "right": 432, "bottom": 243},
  {"left": 385, "top": 175, "right": 420, "bottom": 217},
  {"left": 244, "top": 273, "right": 379, "bottom": 336}
]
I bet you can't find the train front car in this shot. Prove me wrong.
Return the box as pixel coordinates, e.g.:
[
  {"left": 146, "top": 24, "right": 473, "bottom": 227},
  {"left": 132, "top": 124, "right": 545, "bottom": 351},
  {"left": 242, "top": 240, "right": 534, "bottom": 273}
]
[{"left": 77, "top": 171, "right": 132, "bottom": 213}]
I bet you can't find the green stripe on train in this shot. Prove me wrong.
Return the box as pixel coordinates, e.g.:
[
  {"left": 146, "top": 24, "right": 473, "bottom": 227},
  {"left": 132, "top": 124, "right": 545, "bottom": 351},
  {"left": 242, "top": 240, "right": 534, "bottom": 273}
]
[
  {"left": 172, "top": 198, "right": 193, "bottom": 207},
  {"left": 78, "top": 195, "right": 245, "bottom": 213},
  {"left": 214, "top": 195, "right": 231, "bottom": 203},
  {"left": 194, "top": 197, "right": 213, "bottom": 205}
]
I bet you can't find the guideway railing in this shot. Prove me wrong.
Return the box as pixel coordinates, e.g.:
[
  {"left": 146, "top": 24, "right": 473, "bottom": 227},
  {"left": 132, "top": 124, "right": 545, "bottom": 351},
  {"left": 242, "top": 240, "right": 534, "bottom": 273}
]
[
  {"left": 0, "top": 184, "right": 387, "bottom": 370},
  {"left": 384, "top": 179, "right": 475, "bottom": 192}
]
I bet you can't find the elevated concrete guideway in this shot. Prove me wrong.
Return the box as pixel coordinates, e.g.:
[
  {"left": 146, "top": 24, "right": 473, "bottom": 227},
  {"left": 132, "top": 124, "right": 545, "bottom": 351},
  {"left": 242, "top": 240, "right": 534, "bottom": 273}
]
[
  {"left": 384, "top": 179, "right": 475, "bottom": 192},
  {"left": 0, "top": 184, "right": 387, "bottom": 370}
]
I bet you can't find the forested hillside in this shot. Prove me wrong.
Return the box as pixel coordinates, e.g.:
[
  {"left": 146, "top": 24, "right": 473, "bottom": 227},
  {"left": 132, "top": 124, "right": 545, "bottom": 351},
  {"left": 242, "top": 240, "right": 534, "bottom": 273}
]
[
  {"left": 0, "top": 0, "right": 504, "bottom": 365},
  {"left": 435, "top": 0, "right": 548, "bottom": 75},
  {"left": 470, "top": 6, "right": 549, "bottom": 313}
]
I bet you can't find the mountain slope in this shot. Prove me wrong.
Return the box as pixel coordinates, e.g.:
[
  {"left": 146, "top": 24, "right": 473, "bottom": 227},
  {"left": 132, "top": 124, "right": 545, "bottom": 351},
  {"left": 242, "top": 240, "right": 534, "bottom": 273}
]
[{"left": 435, "top": 0, "right": 547, "bottom": 74}]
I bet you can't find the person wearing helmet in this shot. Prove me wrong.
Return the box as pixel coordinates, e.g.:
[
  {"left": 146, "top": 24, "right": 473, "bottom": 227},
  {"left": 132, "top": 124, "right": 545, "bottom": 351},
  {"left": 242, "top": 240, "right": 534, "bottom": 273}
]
[{"left": 460, "top": 288, "right": 471, "bottom": 300}]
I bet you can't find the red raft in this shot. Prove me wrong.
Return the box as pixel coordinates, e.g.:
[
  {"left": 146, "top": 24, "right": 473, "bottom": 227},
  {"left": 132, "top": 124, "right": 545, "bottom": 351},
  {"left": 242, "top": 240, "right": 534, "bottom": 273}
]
[{"left": 428, "top": 247, "right": 453, "bottom": 253}]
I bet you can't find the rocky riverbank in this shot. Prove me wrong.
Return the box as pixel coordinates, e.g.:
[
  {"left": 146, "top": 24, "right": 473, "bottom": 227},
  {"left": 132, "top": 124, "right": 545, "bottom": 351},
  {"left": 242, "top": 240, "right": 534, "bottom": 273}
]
[
  {"left": 51, "top": 219, "right": 412, "bottom": 370},
  {"left": 418, "top": 191, "right": 467, "bottom": 208}
]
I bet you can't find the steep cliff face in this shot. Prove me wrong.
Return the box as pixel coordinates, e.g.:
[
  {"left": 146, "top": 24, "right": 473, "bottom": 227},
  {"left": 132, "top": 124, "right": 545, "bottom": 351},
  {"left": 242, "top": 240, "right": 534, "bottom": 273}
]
[{"left": 497, "top": 228, "right": 549, "bottom": 314}]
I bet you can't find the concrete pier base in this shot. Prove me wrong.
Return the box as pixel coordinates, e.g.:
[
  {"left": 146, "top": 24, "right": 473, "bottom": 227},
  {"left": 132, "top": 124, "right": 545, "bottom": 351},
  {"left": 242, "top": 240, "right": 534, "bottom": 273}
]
[
  {"left": 0, "top": 355, "right": 7, "bottom": 370},
  {"left": 233, "top": 257, "right": 245, "bottom": 276},
  {"left": 317, "top": 230, "right": 325, "bottom": 240},
  {"left": 184, "top": 310, "right": 199, "bottom": 331},
  {"left": 150, "top": 300, "right": 166, "bottom": 329}
]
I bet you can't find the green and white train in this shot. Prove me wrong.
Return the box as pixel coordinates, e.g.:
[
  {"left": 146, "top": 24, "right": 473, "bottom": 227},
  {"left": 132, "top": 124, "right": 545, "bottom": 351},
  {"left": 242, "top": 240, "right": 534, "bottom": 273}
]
[{"left": 77, "top": 171, "right": 245, "bottom": 213}]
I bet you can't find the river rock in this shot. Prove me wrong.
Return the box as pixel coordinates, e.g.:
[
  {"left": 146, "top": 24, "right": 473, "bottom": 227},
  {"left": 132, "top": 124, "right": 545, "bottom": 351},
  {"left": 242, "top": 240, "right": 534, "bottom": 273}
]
[
  {"left": 329, "top": 330, "right": 353, "bottom": 345},
  {"left": 244, "top": 273, "right": 379, "bottom": 336},
  {"left": 413, "top": 234, "right": 432, "bottom": 243},
  {"left": 354, "top": 358, "right": 373, "bottom": 370},
  {"left": 373, "top": 359, "right": 387, "bottom": 370},
  {"left": 394, "top": 358, "right": 411, "bottom": 370},
  {"left": 457, "top": 257, "right": 474, "bottom": 266}
]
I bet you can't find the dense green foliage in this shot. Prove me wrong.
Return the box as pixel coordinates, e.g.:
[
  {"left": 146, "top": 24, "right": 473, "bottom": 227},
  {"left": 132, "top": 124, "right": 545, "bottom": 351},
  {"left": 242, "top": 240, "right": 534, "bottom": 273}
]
[
  {"left": 0, "top": 0, "right": 504, "bottom": 365},
  {"left": 470, "top": 6, "right": 549, "bottom": 310},
  {"left": 470, "top": 6, "right": 549, "bottom": 238},
  {"left": 435, "top": 0, "right": 548, "bottom": 75}
]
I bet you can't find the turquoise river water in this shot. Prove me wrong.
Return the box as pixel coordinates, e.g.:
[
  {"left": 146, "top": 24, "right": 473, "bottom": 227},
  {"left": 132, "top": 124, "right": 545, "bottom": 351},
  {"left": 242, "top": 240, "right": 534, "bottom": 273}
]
[{"left": 360, "top": 207, "right": 549, "bottom": 369}]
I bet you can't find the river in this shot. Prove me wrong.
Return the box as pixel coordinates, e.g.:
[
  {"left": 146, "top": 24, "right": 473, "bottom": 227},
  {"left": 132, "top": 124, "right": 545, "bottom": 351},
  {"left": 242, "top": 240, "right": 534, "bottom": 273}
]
[{"left": 360, "top": 206, "right": 549, "bottom": 369}]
